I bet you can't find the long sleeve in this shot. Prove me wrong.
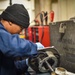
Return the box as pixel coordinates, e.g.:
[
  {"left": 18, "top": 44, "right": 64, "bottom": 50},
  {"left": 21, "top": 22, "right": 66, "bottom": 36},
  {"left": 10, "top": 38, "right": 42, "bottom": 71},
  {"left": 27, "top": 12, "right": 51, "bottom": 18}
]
[
  {"left": 0, "top": 25, "right": 37, "bottom": 58},
  {"left": 14, "top": 59, "right": 29, "bottom": 74}
]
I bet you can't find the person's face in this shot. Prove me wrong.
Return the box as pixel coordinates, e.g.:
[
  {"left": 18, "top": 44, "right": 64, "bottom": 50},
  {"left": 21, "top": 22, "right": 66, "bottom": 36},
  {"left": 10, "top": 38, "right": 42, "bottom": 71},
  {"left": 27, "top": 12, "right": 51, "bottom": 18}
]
[{"left": 6, "top": 21, "right": 24, "bottom": 34}]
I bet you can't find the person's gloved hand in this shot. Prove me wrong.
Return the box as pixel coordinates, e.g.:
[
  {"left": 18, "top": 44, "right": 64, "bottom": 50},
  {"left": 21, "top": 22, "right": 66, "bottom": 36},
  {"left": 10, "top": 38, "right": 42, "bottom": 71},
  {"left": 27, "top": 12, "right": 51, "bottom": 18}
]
[
  {"left": 25, "top": 42, "right": 44, "bottom": 73},
  {"left": 36, "top": 42, "right": 44, "bottom": 49},
  {"left": 26, "top": 59, "right": 28, "bottom": 66}
]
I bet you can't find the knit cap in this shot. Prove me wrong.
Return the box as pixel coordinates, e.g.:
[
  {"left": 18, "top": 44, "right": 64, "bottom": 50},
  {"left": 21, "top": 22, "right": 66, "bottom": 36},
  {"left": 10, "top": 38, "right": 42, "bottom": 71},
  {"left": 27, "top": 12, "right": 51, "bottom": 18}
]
[{"left": 1, "top": 4, "right": 30, "bottom": 28}]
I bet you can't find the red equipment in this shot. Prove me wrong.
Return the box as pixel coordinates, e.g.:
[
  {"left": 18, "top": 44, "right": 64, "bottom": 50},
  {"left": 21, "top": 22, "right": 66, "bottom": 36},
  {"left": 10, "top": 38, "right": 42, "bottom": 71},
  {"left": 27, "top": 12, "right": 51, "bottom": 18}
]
[
  {"left": 25, "top": 25, "right": 50, "bottom": 47},
  {"left": 50, "top": 10, "right": 54, "bottom": 22}
]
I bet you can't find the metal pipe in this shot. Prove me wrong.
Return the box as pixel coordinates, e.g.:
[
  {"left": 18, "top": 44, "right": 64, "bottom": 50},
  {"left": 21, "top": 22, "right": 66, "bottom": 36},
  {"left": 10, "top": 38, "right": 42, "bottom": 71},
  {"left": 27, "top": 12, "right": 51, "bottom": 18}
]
[{"left": 9, "top": 0, "right": 12, "bottom": 5}]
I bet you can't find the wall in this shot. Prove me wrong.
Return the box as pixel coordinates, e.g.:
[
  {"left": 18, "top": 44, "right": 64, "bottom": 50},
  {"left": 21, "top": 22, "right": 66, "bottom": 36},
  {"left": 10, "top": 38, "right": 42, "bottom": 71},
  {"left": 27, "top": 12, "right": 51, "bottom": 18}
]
[
  {"left": 58, "top": 0, "right": 75, "bottom": 21},
  {"left": 51, "top": 0, "right": 59, "bottom": 22},
  {"left": 0, "top": 0, "right": 9, "bottom": 13}
]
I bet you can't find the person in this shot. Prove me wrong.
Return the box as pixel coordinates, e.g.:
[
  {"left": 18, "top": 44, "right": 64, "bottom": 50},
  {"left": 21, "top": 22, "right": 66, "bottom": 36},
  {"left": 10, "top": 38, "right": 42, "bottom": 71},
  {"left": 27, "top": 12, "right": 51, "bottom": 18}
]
[{"left": 0, "top": 4, "right": 44, "bottom": 75}]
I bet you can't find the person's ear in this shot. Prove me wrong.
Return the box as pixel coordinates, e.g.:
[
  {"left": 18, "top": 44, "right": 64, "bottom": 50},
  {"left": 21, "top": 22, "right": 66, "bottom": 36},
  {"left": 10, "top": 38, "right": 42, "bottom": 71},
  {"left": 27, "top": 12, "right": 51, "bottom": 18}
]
[{"left": 8, "top": 21, "right": 12, "bottom": 26}]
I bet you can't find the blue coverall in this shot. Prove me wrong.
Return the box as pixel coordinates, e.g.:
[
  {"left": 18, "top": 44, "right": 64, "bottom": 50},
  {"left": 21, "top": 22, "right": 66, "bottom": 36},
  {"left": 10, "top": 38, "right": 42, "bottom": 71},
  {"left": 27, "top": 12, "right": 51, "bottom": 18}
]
[{"left": 0, "top": 22, "right": 37, "bottom": 75}]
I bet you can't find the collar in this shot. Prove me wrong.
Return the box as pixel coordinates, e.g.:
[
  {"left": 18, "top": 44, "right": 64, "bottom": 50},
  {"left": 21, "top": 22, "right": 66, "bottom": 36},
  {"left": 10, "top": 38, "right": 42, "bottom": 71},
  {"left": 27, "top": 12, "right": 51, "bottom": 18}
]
[{"left": 0, "top": 22, "right": 7, "bottom": 30}]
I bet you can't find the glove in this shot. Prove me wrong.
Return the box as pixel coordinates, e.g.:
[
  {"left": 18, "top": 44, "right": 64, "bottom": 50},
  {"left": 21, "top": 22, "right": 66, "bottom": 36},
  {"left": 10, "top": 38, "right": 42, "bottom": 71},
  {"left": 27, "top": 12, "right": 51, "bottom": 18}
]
[
  {"left": 28, "top": 56, "right": 40, "bottom": 73},
  {"left": 27, "top": 52, "right": 48, "bottom": 73},
  {"left": 26, "top": 42, "right": 45, "bottom": 73},
  {"left": 26, "top": 59, "right": 28, "bottom": 66},
  {"left": 36, "top": 42, "right": 44, "bottom": 49}
]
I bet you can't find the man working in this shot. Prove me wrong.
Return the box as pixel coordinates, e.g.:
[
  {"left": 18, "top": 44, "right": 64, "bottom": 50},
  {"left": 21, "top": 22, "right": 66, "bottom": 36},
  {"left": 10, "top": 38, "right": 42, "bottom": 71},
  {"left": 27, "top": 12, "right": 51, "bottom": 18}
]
[{"left": 0, "top": 4, "right": 44, "bottom": 75}]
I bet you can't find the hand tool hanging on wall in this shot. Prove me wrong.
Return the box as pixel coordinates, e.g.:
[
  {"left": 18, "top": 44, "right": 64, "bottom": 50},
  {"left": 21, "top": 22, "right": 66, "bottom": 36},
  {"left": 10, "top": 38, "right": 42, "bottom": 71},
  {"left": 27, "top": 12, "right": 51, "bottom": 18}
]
[
  {"left": 44, "top": 11, "right": 48, "bottom": 25},
  {"left": 40, "top": 13, "right": 44, "bottom": 26},
  {"left": 50, "top": 10, "right": 54, "bottom": 22},
  {"left": 30, "top": 11, "right": 44, "bottom": 25},
  {"left": 30, "top": 10, "right": 54, "bottom": 25},
  {"left": 34, "top": 19, "right": 40, "bottom": 25}
]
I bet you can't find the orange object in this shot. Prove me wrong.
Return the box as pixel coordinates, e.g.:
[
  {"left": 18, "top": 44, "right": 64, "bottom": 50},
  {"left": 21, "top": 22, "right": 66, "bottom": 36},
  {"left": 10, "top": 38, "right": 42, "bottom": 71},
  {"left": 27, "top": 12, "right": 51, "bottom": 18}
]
[{"left": 50, "top": 10, "right": 54, "bottom": 22}]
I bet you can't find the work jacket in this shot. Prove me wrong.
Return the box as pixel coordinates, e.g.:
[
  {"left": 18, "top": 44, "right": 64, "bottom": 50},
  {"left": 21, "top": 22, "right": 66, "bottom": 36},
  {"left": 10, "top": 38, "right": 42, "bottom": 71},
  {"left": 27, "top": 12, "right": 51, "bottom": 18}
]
[{"left": 0, "top": 22, "right": 37, "bottom": 75}]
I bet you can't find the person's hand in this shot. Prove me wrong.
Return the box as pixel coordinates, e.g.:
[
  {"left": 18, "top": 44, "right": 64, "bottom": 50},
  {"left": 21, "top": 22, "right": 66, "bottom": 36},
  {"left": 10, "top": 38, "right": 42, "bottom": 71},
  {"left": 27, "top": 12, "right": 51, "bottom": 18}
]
[
  {"left": 36, "top": 42, "right": 44, "bottom": 49},
  {"left": 26, "top": 59, "right": 28, "bottom": 66},
  {"left": 25, "top": 42, "right": 44, "bottom": 72}
]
